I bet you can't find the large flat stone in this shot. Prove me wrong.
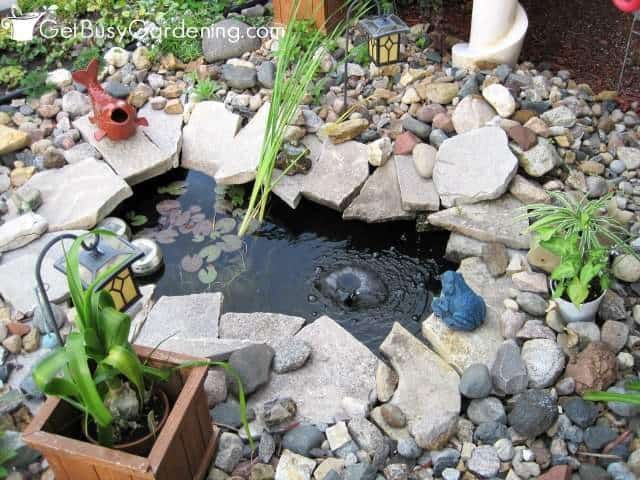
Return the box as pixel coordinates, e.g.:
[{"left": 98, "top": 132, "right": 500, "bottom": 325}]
[
  {"left": 434, "top": 127, "right": 518, "bottom": 207},
  {"left": 214, "top": 102, "right": 270, "bottom": 185},
  {"left": 445, "top": 233, "right": 524, "bottom": 264},
  {"left": 20, "top": 159, "right": 132, "bottom": 231},
  {"left": 427, "top": 194, "right": 530, "bottom": 250},
  {"left": 343, "top": 159, "right": 414, "bottom": 223},
  {"left": 394, "top": 156, "right": 439, "bottom": 212},
  {"left": 0, "top": 213, "right": 47, "bottom": 253},
  {"left": 219, "top": 312, "right": 306, "bottom": 348},
  {"left": 422, "top": 257, "right": 512, "bottom": 372},
  {"left": 249, "top": 316, "right": 377, "bottom": 424},
  {"left": 380, "top": 323, "right": 460, "bottom": 449},
  {"left": 135, "top": 293, "right": 224, "bottom": 357},
  {"left": 300, "top": 140, "right": 369, "bottom": 211},
  {"left": 74, "top": 115, "right": 174, "bottom": 185},
  {"left": 139, "top": 102, "right": 183, "bottom": 167}
]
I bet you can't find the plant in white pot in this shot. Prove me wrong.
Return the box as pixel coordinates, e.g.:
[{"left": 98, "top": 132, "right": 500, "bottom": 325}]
[{"left": 525, "top": 192, "right": 637, "bottom": 322}]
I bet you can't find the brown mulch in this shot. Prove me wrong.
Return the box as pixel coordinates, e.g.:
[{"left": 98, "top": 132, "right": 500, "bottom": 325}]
[{"left": 400, "top": 0, "right": 640, "bottom": 103}]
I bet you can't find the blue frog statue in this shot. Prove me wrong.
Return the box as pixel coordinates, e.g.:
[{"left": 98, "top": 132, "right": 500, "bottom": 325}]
[{"left": 431, "top": 271, "right": 486, "bottom": 332}]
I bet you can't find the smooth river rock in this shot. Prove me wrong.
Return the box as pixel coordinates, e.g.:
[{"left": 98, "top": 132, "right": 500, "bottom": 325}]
[
  {"left": 380, "top": 323, "right": 460, "bottom": 449},
  {"left": 433, "top": 127, "right": 518, "bottom": 207}
]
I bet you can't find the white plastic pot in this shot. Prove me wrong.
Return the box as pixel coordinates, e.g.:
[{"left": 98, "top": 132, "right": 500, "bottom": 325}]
[
  {"left": 3, "top": 9, "right": 44, "bottom": 43},
  {"left": 554, "top": 290, "right": 606, "bottom": 323}
]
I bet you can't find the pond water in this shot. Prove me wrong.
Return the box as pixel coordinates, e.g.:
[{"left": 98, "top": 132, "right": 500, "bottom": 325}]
[{"left": 116, "top": 168, "right": 452, "bottom": 349}]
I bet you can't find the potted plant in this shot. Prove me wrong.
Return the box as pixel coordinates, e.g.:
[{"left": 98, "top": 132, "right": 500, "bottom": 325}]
[
  {"left": 23, "top": 232, "right": 249, "bottom": 480},
  {"left": 525, "top": 192, "right": 637, "bottom": 323}
]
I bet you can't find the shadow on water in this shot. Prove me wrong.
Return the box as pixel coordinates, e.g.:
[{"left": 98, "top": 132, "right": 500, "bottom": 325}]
[{"left": 116, "top": 168, "right": 453, "bottom": 349}]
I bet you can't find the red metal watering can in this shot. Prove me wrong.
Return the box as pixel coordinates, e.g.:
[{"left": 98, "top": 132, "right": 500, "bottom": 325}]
[
  {"left": 613, "top": 0, "right": 640, "bottom": 13},
  {"left": 72, "top": 59, "right": 148, "bottom": 142}
]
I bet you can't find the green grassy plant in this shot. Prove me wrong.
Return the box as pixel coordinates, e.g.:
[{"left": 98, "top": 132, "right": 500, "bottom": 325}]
[
  {"left": 584, "top": 380, "right": 640, "bottom": 405},
  {"left": 20, "top": 68, "right": 55, "bottom": 97},
  {"left": 73, "top": 46, "right": 104, "bottom": 70}
]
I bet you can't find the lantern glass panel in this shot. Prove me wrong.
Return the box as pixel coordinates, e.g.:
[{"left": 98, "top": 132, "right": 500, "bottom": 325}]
[{"left": 102, "top": 267, "right": 141, "bottom": 311}]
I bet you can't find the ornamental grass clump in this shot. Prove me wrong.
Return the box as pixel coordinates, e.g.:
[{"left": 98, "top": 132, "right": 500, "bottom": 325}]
[{"left": 33, "top": 231, "right": 251, "bottom": 448}]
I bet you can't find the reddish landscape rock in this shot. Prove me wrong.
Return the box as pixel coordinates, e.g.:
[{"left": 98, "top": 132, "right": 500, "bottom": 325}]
[{"left": 565, "top": 342, "right": 618, "bottom": 395}]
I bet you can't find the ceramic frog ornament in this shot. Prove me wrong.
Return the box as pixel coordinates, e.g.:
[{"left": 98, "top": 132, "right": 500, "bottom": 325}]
[{"left": 431, "top": 271, "right": 486, "bottom": 332}]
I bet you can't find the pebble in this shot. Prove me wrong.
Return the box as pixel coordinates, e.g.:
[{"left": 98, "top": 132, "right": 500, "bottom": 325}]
[
  {"left": 601, "top": 320, "right": 629, "bottom": 353},
  {"left": 508, "top": 389, "right": 558, "bottom": 438},
  {"left": 214, "top": 432, "right": 244, "bottom": 473},
  {"left": 459, "top": 363, "right": 492, "bottom": 399},
  {"left": 495, "top": 438, "right": 515, "bottom": 461},
  {"left": 273, "top": 338, "right": 311, "bottom": 373},
  {"left": 521, "top": 338, "right": 565, "bottom": 388},
  {"left": 379, "top": 404, "right": 406, "bottom": 428},
  {"left": 468, "top": 445, "right": 501, "bottom": 478},
  {"left": 516, "top": 292, "right": 549, "bottom": 316},
  {"left": 563, "top": 397, "right": 599, "bottom": 428},
  {"left": 282, "top": 424, "right": 324, "bottom": 456},
  {"left": 467, "top": 397, "right": 507, "bottom": 425}
]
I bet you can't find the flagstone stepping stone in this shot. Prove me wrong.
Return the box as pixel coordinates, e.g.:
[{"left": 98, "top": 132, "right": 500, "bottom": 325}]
[
  {"left": 249, "top": 316, "right": 377, "bottom": 424},
  {"left": 422, "top": 257, "right": 512, "bottom": 372},
  {"left": 19, "top": 159, "right": 132, "bottom": 232},
  {"left": 74, "top": 116, "right": 174, "bottom": 185},
  {"left": 394, "top": 156, "right": 439, "bottom": 212},
  {"left": 433, "top": 127, "right": 518, "bottom": 208},
  {"left": 135, "top": 293, "right": 236, "bottom": 358},
  {"left": 139, "top": 102, "right": 183, "bottom": 167},
  {"left": 427, "top": 195, "right": 530, "bottom": 250},
  {"left": 380, "top": 323, "right": 460, "bottom": 449},
  {"left": 219, "top": 312, "right": 306, "bottom": 348},
  {"left": 343, "top": 159, "right": 414, "bottom": 223},
  {"left": 0, "top": 213, "right": 47, "bottom": 253}
]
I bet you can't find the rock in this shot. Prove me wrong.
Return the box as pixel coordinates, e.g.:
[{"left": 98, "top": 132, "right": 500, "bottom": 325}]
[
  {"left": 509, "top": 176, "right": 548, "bottom": 206},
  {"left": 541, "top": 106, "right": 576, "bottom": 127},
  {"left": 367, "top": 137, "right": 392, "bottom": 167},
  {"left": 214, "top": 432, "right": 244, "bottom": 473},
  {"left": 452, "top": 95, "right": 496, "bottom": 134},
  {"left": 565, "top": 342, "right": 617, "bottom": 394},
  {"left": 222, "top": 63, "right": 257, "bottom": 90},
  {"left": 617, "top": 146, "right": 640, "bottom": 170},
  {"left": 376, "top": 362, "right": 398, "bottom": 403},
  {"left": 394, "top": 155, "right": 440, "bottom": 212},
  {"left": 211, "top": 399, "right": 245, "bottom": 428},
  {"left": 257, "top": 61, "right": 276, "bottom": 89},
  {"left": 262, "top": 398, "right": 297, "bottom": 429},
  {"left": 491, "top": 340, "right": 528, "bottom": 395},
  {"left": 46, "top": 69, "right": 72, "bottom": 88},
  {"left": 521, "top": 339, "right": 565, "bottom": 388},
  {"left": 275, "top": 450, "right": 316, "bottom": 480},
  {"left": 104, "top": 47, "right": 130, "bottom": 67},
  {"left": 219, "top": 312, "right": 305, "bottom": 348},
  {"left": 282, "top": 424, "right": 324, "bottom": 456},
  {"left": 483, "top": 84, "right": 516, "bottom": 117},
  {"left": 459, "top": 363, "right": 492, "bottom": 399},
  {"left": 516, "top": 292, "right": 548, "bottom": 316},
  {"left": 250, "top": 464, "right": 274, "bottom": 480},
  {"left": 227, "top": 344, "right": 274, "bottom": 395},
  {"left": 433, "top": 127, "right": 518, "bottom": 207},
  {"left": 203, "top": 19, "right": 262, "bottom": 62},
  {"left": 380, "top": 323, "right": 460, "bottom": 449},
  {"left": 425, "top": 83, "right": 459, "bottom": 104},
  {"left": 380, "top": 404, "right": 406, "bottom": 428},
  {"left": 509, "top": 389, "right": 558, "bottom": 438},
  {"left": 601, "top": 320, "right": 629, "bottom": 353},
  {"left": 0, "top": 126, "right": 30, "bottom": 155},
  {"left": 326, "top": 422, "right": 351, "bottom": 451},
  {"left": 347, "top": 417, "right": 384, "bottom": 455},
  {"left": 527, "top": 245, "right": 560, "bottom": 274},
  {"left": 402, "top": 116, "right": 431, "bottom": 141},
  {"left": 564, "top": 397, "right": 598, "bottom": 428},
  {"left": 128, "top": 83, "right": 153, "bottom": 108},
  {"left": 467, "top": 396, "right": 507, "bottom": 424},
  {"left": 249, "top": 316, "right": 377, "bottom": 424},
  {"left": 0, "top": 213, "right": 47, "bottom": 253},
  {"left": 63, "top": 142, "right": 99, "bottom": 164},
  {"left": 343, "top": 158, "right": 414, "bottom": 222},
  {"left": 61, "top": 91, "right": 91, "bottom": 118},
  {"left": 204, "top": 369, "right": 227, "bottom": 407},
  {"left": 104, "top": 81, "right": 131, "bottom": 99},
  {"left": 612, "top": 254, "right": 640, "bottom": 283},
  {"left": 599, "top": 290, "right": 626, "bottom": 321},
  {"left": 393, "top": 131, "right": 419, "bottom": 155},
  {"left": 342, "top": 464, "right": 377, "bottom": 480},
  {"left": 428, "top": 195, "right": 530, "bottom": 250},
  {"left": 320, "top": 119, "right": 369, "bottom": 144},
  {"left": 468, "top": 446, "right": 500, "bottom": 478},
  {"left": 512, "top": 271, "right": 548, "bottom": 294},
  {"left": 273, "top": 339, "right": 312, "bottom": 373},
  {"left": 20, "top": 159, "right": 131, "bottom": 231},
  {"left": 538, "top": 465, "right": 571, "bottom": 480},
  {"left": 2, "top": 335, "right": 21, "bottom": 353},
  {"left": 508, "top": 125, "right": 538, "bottom": 151},
  {"left": 412, "top": 143, "right": 436, "bottom": 178},
  {"left": 481, "top": 242, "right": 509, "bottom": 277},
  {"left": 135, "top": 293, "right": 225, "bottom": 358},
  {"left": 138, "top": 100, "right": 184, "bottom": 169},
  {"left": 514, "top": 138, "right": 561, "bottom": 177}
]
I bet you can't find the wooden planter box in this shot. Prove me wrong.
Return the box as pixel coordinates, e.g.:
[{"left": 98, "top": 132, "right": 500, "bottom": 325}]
[
  {"left": 23, "top": 346, "right": 218, "bottom": 480},
  {"left": 273, "top": 0, "right": 346, "bottom": 32}
]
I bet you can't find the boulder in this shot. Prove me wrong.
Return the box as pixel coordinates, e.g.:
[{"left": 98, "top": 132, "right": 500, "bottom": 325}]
[{"left": 203, "top": 19, "right": 262, "bottom": 62}]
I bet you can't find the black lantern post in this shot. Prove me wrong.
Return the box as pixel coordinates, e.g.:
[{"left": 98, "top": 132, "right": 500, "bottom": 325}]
[
  {"left": 35, "top": 232, "right": 144, "bottom": 346},
  {"left": 344, "top": 0, "right": 410, "bottom": 109}
]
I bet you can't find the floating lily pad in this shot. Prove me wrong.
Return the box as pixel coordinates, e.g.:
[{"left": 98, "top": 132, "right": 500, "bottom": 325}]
[
  {"left": 193, "top": 220, "right": 213, "bottom": 237},
  {"left": 199, "top": 244, "right": 222, "bottom": 263},
  {"left": 126, "top": 212, "right": 148, "bottom": 227},
  {"left": 156, "top": 229, "right": 179, "bottom": 244},
  {"left": 178, "top": 223, "right": 195, "bottom": 234},
  {"left": 191, "top": 213, "right": 206, "bottom": 223},
  {"left": 215, "top": 217, "right": 236, "bottom": 234},
  {"left": 220, "top": 234, "right": 243, "bottom": 252},
  {"left": 172, "top": 211, "right": 191, "bottom": 227},
  {"left": 192, "top": 234, "right": 206, "bottom": 243},
  {"left": 158, "top": 181, "right": 188, "bottom": 196},
  {"left": 156, "top": 199, "right": 181, "bottom": 215},
  {"left": 198, "top": 266, "right": 218, "bottom": 284},
  {"left": 181, "top": 254, "right": 203, "bottom": 273}
]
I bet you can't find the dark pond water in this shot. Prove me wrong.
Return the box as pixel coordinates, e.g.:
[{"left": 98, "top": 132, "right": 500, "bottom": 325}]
[{"left": 116, "top": 168, "right": 452, "bottom": 349}]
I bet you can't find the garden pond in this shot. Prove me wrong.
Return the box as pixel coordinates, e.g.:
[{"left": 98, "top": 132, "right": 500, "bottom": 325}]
[{"left": 116, "top": 168, "right": 452, "bottom": 348}]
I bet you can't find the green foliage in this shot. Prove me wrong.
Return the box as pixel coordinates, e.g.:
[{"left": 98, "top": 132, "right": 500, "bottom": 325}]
[
  {"left": 349, "top": 42, "right": 370, "bottom": 65},
  {"left": 34, "top": 231, "right": 252, "bottom": 449},
  {"left": 584, "top": 379, "right": 640, "bottom": 405},
  {"left": 0, "top": 66, "right": 24, "bottom": 90},
  {"left": 20, "top": 68, "right": 55, "bottom": 98},
  {"left": 74, "top": 46, "right": 103, "bottom": 70},
  {"left": 0, "top": 430, "right": 17, "bottom": 479},
  {"left": 525, "top": 191, "right": 637, "bottom": 308},
  {"left": 415, "top": 37, "right": 427, "bottom": 49}
]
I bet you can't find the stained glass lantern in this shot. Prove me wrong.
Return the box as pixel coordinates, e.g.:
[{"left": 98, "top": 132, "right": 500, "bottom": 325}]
[
  {"left": 54, "top": 233, "right": 144, "bottom": 311},
  {"left": 359, "top": 14, "right": 409, "bottom": 66}
]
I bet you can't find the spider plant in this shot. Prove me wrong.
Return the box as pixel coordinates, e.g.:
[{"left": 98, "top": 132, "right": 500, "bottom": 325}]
[
  {"left": 524, "top": 192, "right": 638, "bottom": 307},
  {"left": 238, "top": 0, "right": 370, "bottom": 236},
  {"left": 33, "top": 231, "right": 251, "bottom": 448}
]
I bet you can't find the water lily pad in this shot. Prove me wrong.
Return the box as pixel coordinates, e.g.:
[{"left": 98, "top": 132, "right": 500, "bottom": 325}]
[
  {"left": 156, "top": 199, "right": 181, "bottom": 215},
  {"left": 178, "top": 223, "right": 195, "bottom": 234},
  {"left": 231, "top": 208, "right": 245, "bottom": 218},
  {"left": 198, "top": 266, "right": 218, "bottom": 284},
  {"left": 215, "top": 217, "right": 236, "bottom": 235},
  {"left": 126, "top": 212, "right": 148, "bottom": 227},
  {"left": 199, "top": 244, "right": 222, "bottom": 263},
  {"left": 191, "top": 213, "right": 206, "bottom": 223},
  {"left": 172, "top": 211, "right": 191, "bottom": 227},
  {"left": 221, "top": 234, "right": 243, "bottom": 252},
  {"left": 192, "top": 234, "right": 206, "bottom": 243},
  {"left": 156, "top": 229, "right": 179, "bottom": 244},
  {"left": 189, "top": 205, "right": 202, "bottom": 213},
  {"left": 181, "top": 255, "right": 203, "bottom": 273},
  {"left": 215, "top": 199, "right": 233, "bottom": 214},
  {"left": 193, "top": 220, "right": 212, "bottom": 237},
  {"left": 158, "top": 181, "right": 188, "bottom": 196}
]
